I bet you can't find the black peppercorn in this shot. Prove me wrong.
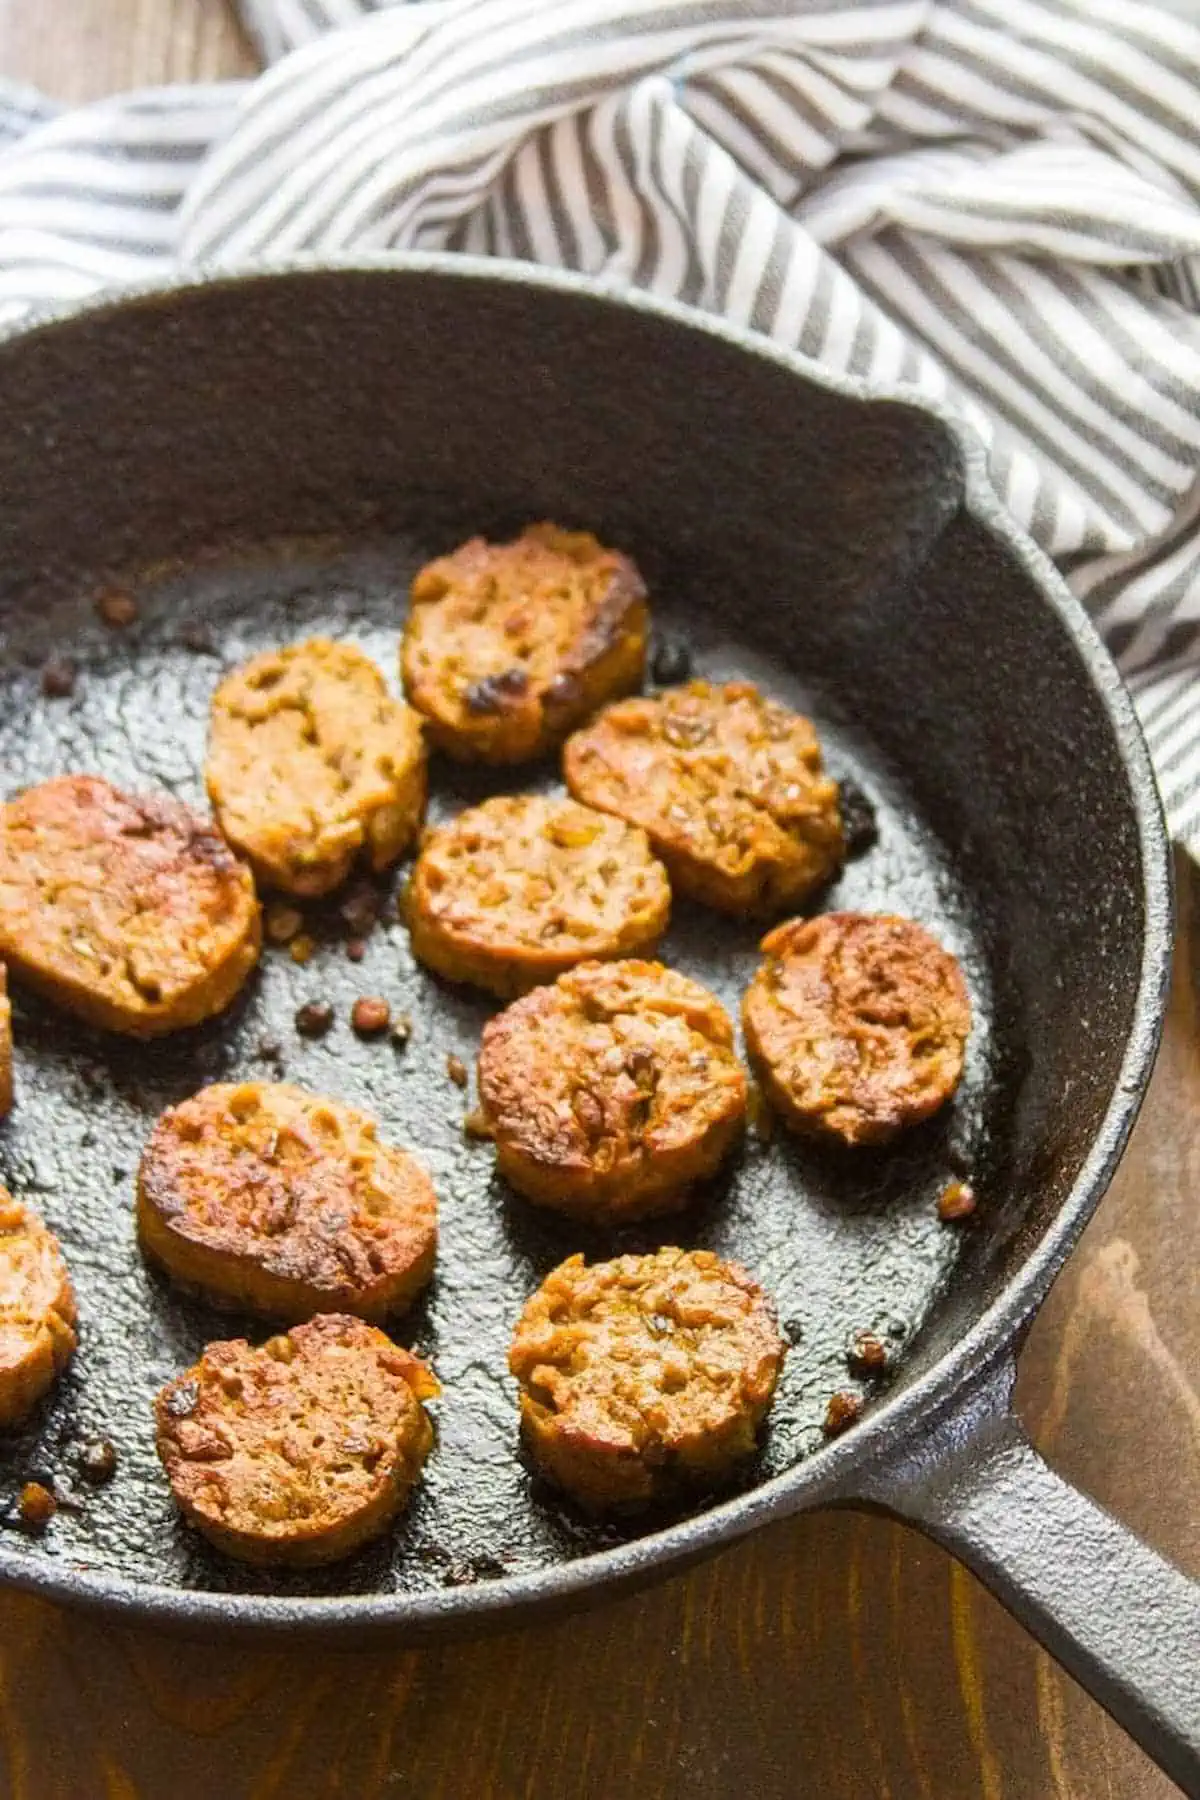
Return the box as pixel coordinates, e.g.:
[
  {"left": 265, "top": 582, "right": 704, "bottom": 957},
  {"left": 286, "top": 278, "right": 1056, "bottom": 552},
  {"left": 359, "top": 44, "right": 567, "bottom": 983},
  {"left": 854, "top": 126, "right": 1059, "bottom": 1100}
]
[
  {"left": 838, "top": 778, "right": 879, "bottom": 857},
  {"left": 651, "top": 637, "right": 693, "bottom": 686},
  {"left": 295, "top": 1001, "right": 335, "bottom": 1038},
  {"left": 78, "top": 1439, "right": 119, "bottom": 1486}
]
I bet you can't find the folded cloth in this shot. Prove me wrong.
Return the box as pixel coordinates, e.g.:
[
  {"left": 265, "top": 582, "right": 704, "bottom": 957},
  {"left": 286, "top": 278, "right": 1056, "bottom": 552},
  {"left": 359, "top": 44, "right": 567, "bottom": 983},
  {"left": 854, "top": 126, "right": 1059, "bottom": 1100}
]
[{"left": 1, "top": 0, "right": 1197, "bottom": 851}]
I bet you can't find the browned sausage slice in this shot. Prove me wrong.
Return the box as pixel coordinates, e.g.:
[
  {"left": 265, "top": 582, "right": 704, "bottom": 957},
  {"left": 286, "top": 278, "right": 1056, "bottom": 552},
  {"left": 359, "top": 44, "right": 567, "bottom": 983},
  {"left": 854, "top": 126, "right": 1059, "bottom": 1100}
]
[
  {"left": 743, "top": 912, "right": 971, "bottom": 1146},
  {"left": 138, "top": 1082, "right": 437, "bottom": 1322},
  {"left": 155, "top": 1314, "right": 437, "bottom": 1566},
  {"left": 479, "top": 960, "right": 746, "bottom": 1220},
  {"left": 0, "top": 775, "right": 260, "bottom": 1036},
  {"left": 402, "top": 524, "right": 648, "bottom": 763},
  {"left": 405, "top": 795, "right": 670, "bottom": 998},
  {"left": 208, "top": 638, "right": 427, "bottom": 897},
  {"left": 565, "top": 680, "right": 843, "bottom": 916},
  {"left": 509, "top": 1247, "right": 784, "bottom": 1510},
  {"left": 0, "top": 1191, "right": 77, "bottom": 1429}
]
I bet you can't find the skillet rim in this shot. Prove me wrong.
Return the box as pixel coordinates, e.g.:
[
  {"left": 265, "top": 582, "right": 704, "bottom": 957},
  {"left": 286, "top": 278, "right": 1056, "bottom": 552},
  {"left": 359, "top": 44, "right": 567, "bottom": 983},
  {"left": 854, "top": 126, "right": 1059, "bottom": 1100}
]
[{"left": 0, "top": 255, "right": 1174, "bottom": 1635}]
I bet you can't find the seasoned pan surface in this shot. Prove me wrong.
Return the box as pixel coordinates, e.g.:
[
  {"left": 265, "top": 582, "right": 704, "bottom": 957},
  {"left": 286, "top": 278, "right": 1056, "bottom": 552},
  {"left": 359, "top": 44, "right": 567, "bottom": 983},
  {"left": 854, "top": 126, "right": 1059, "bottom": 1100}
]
[{"left": 0, "top": 534, "right": 998, "bottom": 1602}]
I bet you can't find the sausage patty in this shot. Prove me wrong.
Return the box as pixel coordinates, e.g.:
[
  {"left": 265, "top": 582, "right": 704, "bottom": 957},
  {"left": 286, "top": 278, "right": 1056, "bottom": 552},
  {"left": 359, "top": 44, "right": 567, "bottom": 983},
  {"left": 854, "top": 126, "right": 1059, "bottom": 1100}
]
[
  {"left": 0, "top": 775, "right": 260, "bottom": 1036},
  {"left": 155, "top": 1314, "right": 437, "bottom": 1566},
  {"left": 0, "top": 965, "right": 11, "bottom": 1117},
  {"left": 743, "top": 912, "right": 971, "bottom": 1146},
  {"left": 405, "top": 795, "right": 671, "bottom": 998},
  {"left": 478, "top": 961, "right": 746, "bottom": 1220},
  {"left": 402, "top": 524, "right": 648, "bottom": 763},
  {"left": 138, "top": 1082, "right": 438, "bottom": 1322},
  {"left": 564, "top": 680, "right": 843, "bottom": 916},
  {"left": 0, "top": 1191, "right": 77, "bottom": 1429},
  {"left": 207, "top": 638, "right": 427, "bottom": 897},
  {"left": 509, "top": 1247, "right": 784, "bottom": 1509}
]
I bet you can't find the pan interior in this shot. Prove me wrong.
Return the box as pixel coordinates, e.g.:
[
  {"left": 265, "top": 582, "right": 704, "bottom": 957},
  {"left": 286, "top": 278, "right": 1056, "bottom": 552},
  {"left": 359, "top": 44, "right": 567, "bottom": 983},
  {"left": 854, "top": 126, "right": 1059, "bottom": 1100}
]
[
  {"left": 0, "top": 267, "right": 1153, "bottom": 1614},
  {"left": 0, "top": 533, "right": 998, "bottom": 1600}
]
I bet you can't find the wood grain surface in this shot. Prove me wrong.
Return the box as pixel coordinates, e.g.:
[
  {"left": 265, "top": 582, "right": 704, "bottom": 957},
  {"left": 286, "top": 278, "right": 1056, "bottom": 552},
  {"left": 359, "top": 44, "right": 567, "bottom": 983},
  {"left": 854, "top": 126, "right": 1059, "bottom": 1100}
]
[{"left": 1, "top": 7, "right": 1197, "bottom": 1796}]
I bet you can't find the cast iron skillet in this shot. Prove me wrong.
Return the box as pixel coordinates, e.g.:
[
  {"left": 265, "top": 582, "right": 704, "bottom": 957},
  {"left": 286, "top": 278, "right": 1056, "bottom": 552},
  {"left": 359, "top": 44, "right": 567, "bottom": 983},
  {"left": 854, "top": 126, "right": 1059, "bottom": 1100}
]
[{"left": 0, "top": 261, "right": 1196, "bottom": 1789}]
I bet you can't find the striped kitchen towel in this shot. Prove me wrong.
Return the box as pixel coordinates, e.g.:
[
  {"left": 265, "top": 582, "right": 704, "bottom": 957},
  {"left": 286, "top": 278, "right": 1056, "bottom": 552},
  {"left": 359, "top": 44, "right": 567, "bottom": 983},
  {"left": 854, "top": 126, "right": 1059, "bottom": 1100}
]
[{"left": 1, "top": 0, "right": 1198, "bottom": 851}]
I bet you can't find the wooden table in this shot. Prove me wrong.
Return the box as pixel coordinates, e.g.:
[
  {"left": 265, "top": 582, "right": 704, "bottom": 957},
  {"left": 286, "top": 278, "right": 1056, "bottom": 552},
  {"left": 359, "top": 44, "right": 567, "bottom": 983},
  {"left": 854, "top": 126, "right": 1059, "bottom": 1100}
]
[{"left": 1, "top": 7, "right": 1197, "bottom": 1795}]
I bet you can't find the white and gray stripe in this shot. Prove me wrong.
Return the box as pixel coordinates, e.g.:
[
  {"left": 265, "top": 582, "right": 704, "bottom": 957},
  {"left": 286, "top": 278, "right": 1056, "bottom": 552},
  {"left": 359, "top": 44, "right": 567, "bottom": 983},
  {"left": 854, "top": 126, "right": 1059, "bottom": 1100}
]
[
  {"left": 0, "top": 0, "right": 1197, "bottom": 850},
  {"left": 0, "top": 84, "right": 242, "bottom": 320}
]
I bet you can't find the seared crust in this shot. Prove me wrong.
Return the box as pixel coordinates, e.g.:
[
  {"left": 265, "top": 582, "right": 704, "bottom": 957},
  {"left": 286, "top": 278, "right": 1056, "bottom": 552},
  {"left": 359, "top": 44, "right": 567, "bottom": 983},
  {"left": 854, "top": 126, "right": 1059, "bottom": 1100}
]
[
  {"left": 402, "top": 524, "right": 648, "bottom": 764},
  {"left": 743, "top": 912, "right": 971, "bottom": 1146},
  {"left": 564, "top": 680, "right": 843, "bottom": 916},
  {"left": 405, "top": 795, "right": 670, "bottom": 999},
  {"left": 155, "top": 1314, "right": 438, "bottom": 1566},
  {"left": 207, "top": 638, "right": 427, "bottom": 897},
  {"left": 479, "top": 961, "right": 746, "bottom": 1220},
  {"left": 0, "top": 775, "right": 260, "bottom": 1037},
  {"left": 509, "top": 1247, "right": 784, "bottom": 1510},
  {"left": 0, "top": 965, "right": 11, "bottom": 1117},
  {"left": 0, "top": 1190, "right": 77, "bottom": 1429},
  {"left": 138, "top": 1082, "right": 438, "bottom": 1322}
]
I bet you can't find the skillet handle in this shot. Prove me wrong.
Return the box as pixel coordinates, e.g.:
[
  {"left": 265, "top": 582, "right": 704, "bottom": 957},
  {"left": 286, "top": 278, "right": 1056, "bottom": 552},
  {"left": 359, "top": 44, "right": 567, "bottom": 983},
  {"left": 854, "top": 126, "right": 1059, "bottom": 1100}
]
[{"left": 851, "top": 1356, "right": 1200, "bottom": 1794}]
